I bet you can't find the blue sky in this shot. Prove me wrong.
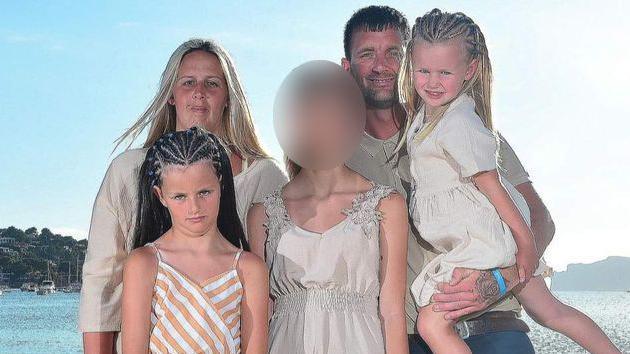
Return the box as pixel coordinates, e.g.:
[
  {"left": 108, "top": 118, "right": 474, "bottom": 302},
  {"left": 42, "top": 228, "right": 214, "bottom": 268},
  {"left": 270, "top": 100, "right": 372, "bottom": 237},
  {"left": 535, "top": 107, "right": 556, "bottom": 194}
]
[{"left": 1, "top": 0, "right": 628, "bottom": 271}]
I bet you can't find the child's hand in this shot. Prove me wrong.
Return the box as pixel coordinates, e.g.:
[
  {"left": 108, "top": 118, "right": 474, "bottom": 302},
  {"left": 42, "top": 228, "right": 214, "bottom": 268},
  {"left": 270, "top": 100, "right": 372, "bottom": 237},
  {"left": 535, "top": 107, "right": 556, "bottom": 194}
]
[{"left": 515, "top": 244, "right": 538, "bottom": 284}]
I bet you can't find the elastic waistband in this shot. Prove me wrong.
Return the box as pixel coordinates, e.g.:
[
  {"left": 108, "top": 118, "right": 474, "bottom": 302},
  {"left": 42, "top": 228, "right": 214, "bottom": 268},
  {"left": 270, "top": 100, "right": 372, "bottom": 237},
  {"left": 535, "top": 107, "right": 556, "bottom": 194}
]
[{"left": 273, "top": 289, "right": 377, "bottom": 317}]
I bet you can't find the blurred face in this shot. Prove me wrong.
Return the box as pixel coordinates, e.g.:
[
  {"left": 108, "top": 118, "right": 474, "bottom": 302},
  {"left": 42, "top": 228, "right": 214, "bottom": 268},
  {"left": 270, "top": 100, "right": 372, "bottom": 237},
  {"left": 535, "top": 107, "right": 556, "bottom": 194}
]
[
  {"left": 412, "top": 39, "right": 478, "bottom": 115},
  {"left": 274, "top": 61, "right": 366, "bottom": 171},
  {"left": 342, "top": 28, "right": 403, "bottom": 110},
  {"left": 285, "top": 93, "right": 364, "bottom": 166},
  {"left": 154, "top": 162, "right": 221, "bottom": 237},
  {"left": 169, "top": 50, "right": 228, "bottom": 133}
]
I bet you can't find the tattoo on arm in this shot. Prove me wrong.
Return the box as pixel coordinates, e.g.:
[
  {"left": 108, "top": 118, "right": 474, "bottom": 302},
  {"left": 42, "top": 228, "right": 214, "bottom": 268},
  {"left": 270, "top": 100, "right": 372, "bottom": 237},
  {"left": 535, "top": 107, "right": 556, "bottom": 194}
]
[{"left": 475, "top": 271, "right": 499, "bottom": 303}]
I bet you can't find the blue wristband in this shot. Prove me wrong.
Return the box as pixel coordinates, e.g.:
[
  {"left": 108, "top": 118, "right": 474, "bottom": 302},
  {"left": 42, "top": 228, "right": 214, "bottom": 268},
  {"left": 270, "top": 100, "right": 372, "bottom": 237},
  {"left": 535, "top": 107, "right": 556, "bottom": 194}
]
[{"left": 491, "top": 269, "right": 507, "bottom": 296}]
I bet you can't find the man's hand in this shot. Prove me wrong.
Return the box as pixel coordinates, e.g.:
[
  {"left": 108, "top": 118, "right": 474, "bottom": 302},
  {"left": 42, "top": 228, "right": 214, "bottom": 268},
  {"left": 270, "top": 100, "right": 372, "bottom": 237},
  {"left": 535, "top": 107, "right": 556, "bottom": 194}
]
[{"left": 431, "top": 266, "right": 521, "bottom": 321}]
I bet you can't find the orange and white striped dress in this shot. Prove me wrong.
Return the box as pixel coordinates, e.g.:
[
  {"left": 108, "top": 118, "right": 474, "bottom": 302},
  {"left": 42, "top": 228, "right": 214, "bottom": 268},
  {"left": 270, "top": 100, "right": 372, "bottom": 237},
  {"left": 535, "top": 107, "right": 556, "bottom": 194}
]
[{"left": 146, "top": 242, "right": 243, "bottom": 353}]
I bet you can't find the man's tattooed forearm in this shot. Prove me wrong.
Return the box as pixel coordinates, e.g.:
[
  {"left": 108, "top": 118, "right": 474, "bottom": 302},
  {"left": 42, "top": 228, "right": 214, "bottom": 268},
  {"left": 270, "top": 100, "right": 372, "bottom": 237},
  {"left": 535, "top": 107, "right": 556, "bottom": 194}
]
[{"left": 475, "top": 271, "right": 500, "bottom": 303}]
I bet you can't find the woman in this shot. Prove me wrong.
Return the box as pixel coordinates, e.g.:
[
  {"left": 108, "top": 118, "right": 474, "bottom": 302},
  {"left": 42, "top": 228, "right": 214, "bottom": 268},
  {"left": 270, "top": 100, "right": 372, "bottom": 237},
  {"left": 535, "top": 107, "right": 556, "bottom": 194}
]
[{"left": 80, "top": 38, "right": 287, "bottom": 353}]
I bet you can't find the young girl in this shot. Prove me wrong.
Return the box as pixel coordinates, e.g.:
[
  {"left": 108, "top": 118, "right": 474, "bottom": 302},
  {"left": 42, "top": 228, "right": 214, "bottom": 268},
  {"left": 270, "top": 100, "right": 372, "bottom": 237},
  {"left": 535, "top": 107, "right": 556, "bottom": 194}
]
[
  {"left": 399, "top": 9, "right": 620, "bottom": 354},
  {"left": 121, "top": 127, "right": 269, "bottom": 354},
  {"left": 247, "top": 61, "right": 409, "bottom": 354}
]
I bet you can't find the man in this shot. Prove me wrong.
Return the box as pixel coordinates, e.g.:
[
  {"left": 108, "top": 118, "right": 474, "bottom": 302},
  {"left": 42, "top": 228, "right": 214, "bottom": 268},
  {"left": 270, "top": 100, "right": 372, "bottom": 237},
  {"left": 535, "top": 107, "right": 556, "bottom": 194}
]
[{"left": 342, "top": 6, "right": 555, "bottom": 353}]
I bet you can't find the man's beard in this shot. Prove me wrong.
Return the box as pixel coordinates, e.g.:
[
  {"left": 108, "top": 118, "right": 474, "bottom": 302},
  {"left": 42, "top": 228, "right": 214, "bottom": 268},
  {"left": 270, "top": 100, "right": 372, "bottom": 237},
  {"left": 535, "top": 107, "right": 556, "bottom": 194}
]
[
  {"left": 350, "top": 69, "right": 398, "bottom": 109},
  {"left": 363, "top": 86, "right": 397, "bottom": 109}
]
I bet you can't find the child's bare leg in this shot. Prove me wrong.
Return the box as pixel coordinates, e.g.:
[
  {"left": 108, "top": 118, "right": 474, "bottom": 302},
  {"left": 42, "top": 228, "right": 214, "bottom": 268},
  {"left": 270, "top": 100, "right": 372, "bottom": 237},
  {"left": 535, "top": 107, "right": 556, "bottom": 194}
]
[
  {"left": 417, "top": 305, "right": 471, "bottom": 354},
  {"left": 515, "top": 276, "right": 621, "bottom": 354}
]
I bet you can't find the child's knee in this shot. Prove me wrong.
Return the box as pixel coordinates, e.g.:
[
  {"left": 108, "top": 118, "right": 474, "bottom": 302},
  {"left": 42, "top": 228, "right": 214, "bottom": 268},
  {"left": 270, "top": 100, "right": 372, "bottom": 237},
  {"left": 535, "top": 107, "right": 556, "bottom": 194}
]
[{"left": 416, "top": 307, "right": 451, "bottom": 340}]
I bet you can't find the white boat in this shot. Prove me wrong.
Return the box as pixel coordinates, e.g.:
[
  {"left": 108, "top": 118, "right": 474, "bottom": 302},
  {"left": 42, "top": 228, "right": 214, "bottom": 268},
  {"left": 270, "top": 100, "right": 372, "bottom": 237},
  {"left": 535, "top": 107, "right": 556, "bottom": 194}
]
[
  {"left": 36, "top": 261, "right": 56, "bottom": 295},
  {"left": 20, "top": 282, "right": 38, "bottom": 292},
  {"left": 36, "top": 280, "right": 56, "bottom": 295}
]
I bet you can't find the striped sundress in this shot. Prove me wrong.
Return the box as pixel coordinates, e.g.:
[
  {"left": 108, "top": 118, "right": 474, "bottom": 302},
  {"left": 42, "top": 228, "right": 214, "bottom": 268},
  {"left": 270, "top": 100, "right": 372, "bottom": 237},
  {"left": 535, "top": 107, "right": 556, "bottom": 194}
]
[{"left": 145, "top": 242, "right": 243, "bottom": 353}]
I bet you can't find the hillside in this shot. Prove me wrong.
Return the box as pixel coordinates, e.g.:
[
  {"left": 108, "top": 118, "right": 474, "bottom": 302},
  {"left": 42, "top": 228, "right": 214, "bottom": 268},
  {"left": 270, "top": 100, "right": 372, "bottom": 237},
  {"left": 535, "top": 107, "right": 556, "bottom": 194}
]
[
  {"left": 0, "top": 226, "right": 87, "bottom": 287},
  {"left": 552, "top": 256, "right": 630, "bottom": 291}
]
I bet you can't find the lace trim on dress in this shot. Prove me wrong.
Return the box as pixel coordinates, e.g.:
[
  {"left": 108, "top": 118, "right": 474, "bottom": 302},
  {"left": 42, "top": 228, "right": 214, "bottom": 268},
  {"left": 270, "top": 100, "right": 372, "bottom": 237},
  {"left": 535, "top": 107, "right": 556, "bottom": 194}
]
[
  {"left": 342, "top": 183, "right": 395, "bottom": 239},
  {"left": 263, "top": 183, "right": 396, "bottom": 245}
]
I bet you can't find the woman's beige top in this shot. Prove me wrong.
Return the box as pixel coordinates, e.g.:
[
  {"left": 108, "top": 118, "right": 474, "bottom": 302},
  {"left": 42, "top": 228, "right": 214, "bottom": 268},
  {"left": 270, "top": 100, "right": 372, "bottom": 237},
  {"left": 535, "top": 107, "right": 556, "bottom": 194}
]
[
  {"left": 146, "top": 242, "right": 243, "bottom": 354},
  {"left": 263, "top": 182, "right": 395, "bottom": 354},
  {"left": 78, "top": 148, "right": 287, "bottom": 347}
]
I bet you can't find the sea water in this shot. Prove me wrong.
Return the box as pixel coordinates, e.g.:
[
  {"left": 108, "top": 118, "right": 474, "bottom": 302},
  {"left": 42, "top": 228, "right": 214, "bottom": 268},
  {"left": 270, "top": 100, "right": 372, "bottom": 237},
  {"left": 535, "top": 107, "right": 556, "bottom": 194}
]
[{"left": 0, "top": 290, "right": 628, "bottom": 353}]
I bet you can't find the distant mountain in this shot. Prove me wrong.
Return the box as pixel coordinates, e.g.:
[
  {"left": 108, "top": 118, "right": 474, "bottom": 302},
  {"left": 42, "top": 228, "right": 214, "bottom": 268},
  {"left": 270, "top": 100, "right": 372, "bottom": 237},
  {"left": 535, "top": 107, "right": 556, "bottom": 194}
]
[{"left": 551, "top": 256, "right": 630, "bottom": 291}]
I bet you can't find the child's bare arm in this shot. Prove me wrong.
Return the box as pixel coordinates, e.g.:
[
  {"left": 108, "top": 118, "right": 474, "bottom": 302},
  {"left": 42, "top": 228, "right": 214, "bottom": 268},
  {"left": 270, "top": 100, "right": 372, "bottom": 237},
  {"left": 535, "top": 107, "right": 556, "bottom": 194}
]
[
  {"left": 378, "top": 193, "right": 409, "bottom": 354},
  {"left": 246, "top": 203, "right": 267, "bottom": 261},
  {"left": 238, "top": 252, "right": 270, "bottom": 354},
  {"left": 121, "top": 248, "right": 157, "bottom": 354},
  {"left": 473, "top": 170, "right": 538, "bottom": 282},
  {"left": 246, "top": 203, "right": 274, "bottom": 321}
]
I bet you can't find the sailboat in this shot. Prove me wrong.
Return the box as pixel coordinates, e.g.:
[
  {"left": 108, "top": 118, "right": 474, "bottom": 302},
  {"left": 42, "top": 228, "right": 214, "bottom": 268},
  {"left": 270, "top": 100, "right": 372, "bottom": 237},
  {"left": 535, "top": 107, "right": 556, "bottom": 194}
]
[
  {"left": 0, "top": 267, "right": 8, "bottom": 295},
  {"left": 36, "top": 261, "right": 56, "bottom": 295},
  {"left": 64, "top": 255, "right": 81, "bottom": 293}
]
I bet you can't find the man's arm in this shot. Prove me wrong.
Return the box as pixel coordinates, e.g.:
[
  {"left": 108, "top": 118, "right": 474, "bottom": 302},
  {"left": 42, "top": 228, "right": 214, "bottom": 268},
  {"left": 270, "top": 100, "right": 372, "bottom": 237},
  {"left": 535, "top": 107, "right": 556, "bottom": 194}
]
[
  {"left": 497, "top": 133, "right": 555, "bottom": 258},
  {"left": 516, "top": 182, "right": 555, "bottom": 257},
  {"left": 431, "top": 266, "right": 522, "bottom": 321}
]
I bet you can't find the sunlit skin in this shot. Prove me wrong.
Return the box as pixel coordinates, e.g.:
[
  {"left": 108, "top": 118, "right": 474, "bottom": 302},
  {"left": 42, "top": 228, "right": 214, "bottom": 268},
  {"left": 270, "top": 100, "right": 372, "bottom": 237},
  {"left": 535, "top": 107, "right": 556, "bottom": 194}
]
[
  {"left": 169, "top": 50, "right": 229, "bottom": 135},
  {"left": 411, "top": 39, "right": 478, "bottom": 120}
]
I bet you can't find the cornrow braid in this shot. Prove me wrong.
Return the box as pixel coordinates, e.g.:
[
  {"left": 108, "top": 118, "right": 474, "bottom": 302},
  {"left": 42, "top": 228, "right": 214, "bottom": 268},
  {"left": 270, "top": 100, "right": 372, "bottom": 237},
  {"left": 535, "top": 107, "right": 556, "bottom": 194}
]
[
  {"left": 145, "top": 127, "right": 224, "bottom": 188},
  {"left": 397, "top": 8, "right": 494, "bottom": 152},
  {"left": 133, "top": 127, "right": 249, "bottom": 251}
]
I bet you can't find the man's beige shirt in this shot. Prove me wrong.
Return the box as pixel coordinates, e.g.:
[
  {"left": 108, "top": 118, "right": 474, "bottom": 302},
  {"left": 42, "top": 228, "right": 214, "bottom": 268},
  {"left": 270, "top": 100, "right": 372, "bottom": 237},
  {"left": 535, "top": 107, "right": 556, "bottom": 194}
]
[{"left": 346, "top": 131, "right": 530, "bottom": 334}]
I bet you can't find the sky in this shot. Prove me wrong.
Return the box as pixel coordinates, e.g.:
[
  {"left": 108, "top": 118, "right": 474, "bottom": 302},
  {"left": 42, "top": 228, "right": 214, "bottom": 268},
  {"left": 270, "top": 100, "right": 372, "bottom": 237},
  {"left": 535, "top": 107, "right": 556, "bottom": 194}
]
[{"left": 1, "top": 0, "right": 629, "bottom": 271}]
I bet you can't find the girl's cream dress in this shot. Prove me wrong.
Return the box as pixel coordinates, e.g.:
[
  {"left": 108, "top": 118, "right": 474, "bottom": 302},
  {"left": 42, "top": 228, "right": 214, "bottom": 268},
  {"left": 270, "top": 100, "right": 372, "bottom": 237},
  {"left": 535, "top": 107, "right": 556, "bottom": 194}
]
[{"left": 408, "top": 94, "right": 547, "bottom": 307}]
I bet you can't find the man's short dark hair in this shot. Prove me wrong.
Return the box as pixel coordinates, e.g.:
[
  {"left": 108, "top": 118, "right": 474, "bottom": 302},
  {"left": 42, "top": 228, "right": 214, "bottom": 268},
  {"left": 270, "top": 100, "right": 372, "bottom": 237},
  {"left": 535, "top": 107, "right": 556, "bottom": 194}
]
[{"left": 343, "top": 6, "right": 410, "bottom": 59}]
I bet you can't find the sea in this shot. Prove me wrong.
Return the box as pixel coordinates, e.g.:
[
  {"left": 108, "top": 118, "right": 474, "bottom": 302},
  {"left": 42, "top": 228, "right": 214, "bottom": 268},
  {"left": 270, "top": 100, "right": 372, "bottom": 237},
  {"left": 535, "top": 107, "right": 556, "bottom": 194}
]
[{"left": 0, "top": 290, "right": 628, "bottom": 353}]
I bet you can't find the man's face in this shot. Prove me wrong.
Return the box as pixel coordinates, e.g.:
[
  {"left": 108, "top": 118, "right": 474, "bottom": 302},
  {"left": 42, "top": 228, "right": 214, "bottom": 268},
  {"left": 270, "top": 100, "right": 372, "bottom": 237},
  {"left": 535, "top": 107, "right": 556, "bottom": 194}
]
[{"left": 342, "top": 28, "right": 403, "bottom": 110}]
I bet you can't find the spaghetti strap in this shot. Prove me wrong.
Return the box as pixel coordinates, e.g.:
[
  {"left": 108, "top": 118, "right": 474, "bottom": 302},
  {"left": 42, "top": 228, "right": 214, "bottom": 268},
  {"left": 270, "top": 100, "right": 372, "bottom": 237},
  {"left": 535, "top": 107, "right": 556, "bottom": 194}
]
[
  {"left": 145, "top": 242, "right": 162, "bottom": 262},
  {"left": 232, "top": 249, "right": 244, "bottom": 269},
  {"left": 148, "top": 244, "right": 243, "bottom": 353}
]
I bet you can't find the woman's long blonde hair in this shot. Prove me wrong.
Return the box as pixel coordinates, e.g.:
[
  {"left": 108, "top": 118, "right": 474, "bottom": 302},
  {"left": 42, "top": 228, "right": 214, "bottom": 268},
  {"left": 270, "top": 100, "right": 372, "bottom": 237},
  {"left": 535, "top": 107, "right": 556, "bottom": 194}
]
[
  {"left": 397, "top": 9, "right": 493, "bottom": 150},
  {"left": 115, "top": 38, "right": 269, "bottom": 161}
]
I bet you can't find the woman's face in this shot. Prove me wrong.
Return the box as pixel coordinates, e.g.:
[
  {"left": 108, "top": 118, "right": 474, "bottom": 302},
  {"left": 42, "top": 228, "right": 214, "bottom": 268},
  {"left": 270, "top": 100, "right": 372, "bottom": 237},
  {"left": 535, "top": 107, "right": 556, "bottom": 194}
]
[
  {"left": 169, "top": 50, "right": 229, "bottom": 133},
  {"left": 154, "top": 162, "right": 221, "bottom": 237}
]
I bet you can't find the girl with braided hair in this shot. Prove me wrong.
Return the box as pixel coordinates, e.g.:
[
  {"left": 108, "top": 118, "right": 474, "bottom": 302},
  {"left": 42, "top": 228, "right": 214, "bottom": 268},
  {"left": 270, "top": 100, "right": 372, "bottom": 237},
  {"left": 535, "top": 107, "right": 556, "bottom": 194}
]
[
  {"left": 122, "top": 127, "right": 269, "bottom": 353},
  {"left": 399, "top": 8, "right": 619, "bottom": 354}
]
